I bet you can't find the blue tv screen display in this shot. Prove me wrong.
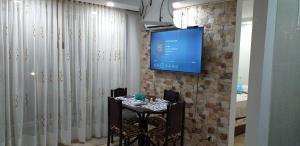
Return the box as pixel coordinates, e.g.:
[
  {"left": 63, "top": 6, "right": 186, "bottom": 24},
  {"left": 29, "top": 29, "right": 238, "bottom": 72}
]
[{"left": 150, "top": 27, "right": 203, "bottom": 73}]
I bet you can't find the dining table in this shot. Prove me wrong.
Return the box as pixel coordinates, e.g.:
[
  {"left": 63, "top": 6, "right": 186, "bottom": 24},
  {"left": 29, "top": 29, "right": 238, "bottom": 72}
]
[{"left": 115, "top": 96, "right": 169, "bottom": 146}]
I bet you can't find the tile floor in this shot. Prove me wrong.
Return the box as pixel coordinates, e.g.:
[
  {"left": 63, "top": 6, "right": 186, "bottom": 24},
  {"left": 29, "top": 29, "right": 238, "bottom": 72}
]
[
  {"left": 70, "top": 138, "right": 137, "bottom": 146},
  {"left": 69, "top": 134, "right": 245, "bottom": 146},
  {"left": 70, "top": 138, "right": 107, "bottom": 146},
  {"left": 234, "top": 134, "right": 245, "bottom": 146}
]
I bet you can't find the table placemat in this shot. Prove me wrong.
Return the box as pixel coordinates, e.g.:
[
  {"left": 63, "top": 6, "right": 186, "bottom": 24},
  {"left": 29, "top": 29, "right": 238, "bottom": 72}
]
[{"left": 115, "top": 96, "right": 168, "bottom": 111}]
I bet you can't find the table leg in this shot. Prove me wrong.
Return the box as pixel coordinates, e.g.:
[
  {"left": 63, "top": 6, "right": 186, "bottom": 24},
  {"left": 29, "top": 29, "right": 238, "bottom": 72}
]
[{"left": 137, "top": 113, "right": 150, "bottom": 146}]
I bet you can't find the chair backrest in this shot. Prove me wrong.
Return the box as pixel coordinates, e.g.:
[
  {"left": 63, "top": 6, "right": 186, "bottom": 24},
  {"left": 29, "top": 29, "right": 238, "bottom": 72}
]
[
  {"left": 111, "top": 88, "right": 127, "bottom": 97},
  {"left": 166, "top": 101, "right": 185, "bottom": 136},
  {"left": 163, "top": 90, "right": 180, "bottom": 103},
  {"left": 108, "top": 97, "right": 122, "bottom": 130}
]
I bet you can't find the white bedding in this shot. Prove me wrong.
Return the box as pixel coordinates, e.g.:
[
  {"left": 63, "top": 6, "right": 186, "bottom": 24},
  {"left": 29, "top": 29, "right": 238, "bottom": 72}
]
[
  {"left": 235, "top": 93, "right": 248, "bottom": 126},
  {"left": 236, "top": 93, "right": 248, "bottom": 118}
]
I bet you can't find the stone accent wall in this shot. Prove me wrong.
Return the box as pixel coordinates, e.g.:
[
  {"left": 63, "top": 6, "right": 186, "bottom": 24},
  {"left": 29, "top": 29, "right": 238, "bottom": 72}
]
[{"left": 140, "top": 1, "right": 236, "bottom": 146}]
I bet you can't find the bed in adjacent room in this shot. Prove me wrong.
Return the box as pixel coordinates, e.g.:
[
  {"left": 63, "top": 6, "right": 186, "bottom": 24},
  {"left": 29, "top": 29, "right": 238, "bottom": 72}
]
[{"left": 235, "top": 93, "right": 248, "bottom": 136}]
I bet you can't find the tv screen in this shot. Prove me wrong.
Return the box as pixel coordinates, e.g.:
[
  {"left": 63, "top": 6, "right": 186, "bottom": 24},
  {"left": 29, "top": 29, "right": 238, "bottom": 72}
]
[{"left": 150, "top": 27, "right": 203, "bottom": 73}]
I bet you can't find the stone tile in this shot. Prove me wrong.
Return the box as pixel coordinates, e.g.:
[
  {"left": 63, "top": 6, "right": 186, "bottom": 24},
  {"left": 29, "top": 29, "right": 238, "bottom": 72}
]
[{"left": 140, "top": 1, "right": 236, "bottom": 145}]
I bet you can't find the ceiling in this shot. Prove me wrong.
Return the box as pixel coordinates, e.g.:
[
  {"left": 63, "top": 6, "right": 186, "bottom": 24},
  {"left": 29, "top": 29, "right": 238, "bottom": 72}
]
[
  {"left": 79, "top": 0, "right": 140, "bottom": 11},
  {"left": 78, "top": 0, "right": 227, "bottom": 11},
  {"left": 78, "top": 0, "right": 254, "bottom": 23}
]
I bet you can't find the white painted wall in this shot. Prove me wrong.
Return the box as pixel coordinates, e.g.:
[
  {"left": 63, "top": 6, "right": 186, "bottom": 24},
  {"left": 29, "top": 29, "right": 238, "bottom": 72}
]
[
  {"left": 241, "top": 0, "right": 253, "bottom": 19},
  {"left": 268, "top": 0, "right": 300, "bottom": 145},
  {"left": 237, "top": 0, "right": 253, "bottom": 86},
  {"left": 246, "top": 0, "right": 300, "bottom": 146},
  {"left": 237, "top": 22, "right": 252, "bottom": 85},
  {"left": 79, "top": 0, "right": 140, "bottom": 11},
  {"left": 246, "top": 0, "right": 300, "bottom": 145},
  {"left": 142, "top": 0, "right": 174, "bottom": 25},
  {"left": 126, "top": 11, "right": 142, "bottom": 94}
]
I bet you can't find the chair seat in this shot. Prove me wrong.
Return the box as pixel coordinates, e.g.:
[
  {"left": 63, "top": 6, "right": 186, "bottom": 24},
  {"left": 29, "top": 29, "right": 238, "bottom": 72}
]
[
  {"left": 112, "top": 123, "right": 141, "bottom": 139},
  {"left": 148, "top": 116, "right": 166, "bottom": 128},
  {"left": 148, "top": 102, "right": 185, "bottom": 146},
  {"left": 148, "top": 127, "right": 165, "bottom": 140},
  {"left": 123, "top": 109, "right": 139, "bottom": 124},
  {"left": 148, "top": 127, "right": 181, "bottom": 145}
]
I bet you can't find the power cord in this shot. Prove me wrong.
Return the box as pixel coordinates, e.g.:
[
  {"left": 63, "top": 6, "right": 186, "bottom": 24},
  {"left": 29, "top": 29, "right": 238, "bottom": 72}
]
[
  {"left": 140, "top": 0, "right": 144, "bottom": 17},
  {"left": 159, "top": 0, "right": 165, "bottom": 22}
]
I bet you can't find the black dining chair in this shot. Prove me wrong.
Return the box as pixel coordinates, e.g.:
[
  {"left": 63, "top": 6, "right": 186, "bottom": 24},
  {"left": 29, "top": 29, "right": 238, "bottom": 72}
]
[
  {"left": 163, "top": 90, "right": 180, "bottom": 103},
  {"left": 148, "top": 101, "right": 186, "bottom": 146},
  {"left": 111, "top": 88, "right": 127, "bottom": 98},
  {"left": 110, "top": 89, "right": 139, "bottom": 124},
  {"left": 107, "top": 97, "right": 140, "bottom": 146},
  {"left": 148, "top": 90, "right": 181, "bottom": 129},
  {"left": 110, "top": 88, "right": 138, "bottom": 143}
]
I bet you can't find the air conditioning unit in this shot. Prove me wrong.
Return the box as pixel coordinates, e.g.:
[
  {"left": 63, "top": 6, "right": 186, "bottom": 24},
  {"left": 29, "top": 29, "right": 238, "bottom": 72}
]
[
  {"left": 140, "top": 0, "right": 174, "bottom": 29},
  {"left": 140, "top": 0, "right": 218, "bottom": 30}
]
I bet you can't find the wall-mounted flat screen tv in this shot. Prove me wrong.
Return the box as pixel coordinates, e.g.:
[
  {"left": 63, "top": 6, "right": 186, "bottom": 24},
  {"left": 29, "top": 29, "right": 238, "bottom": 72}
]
[{"left": 150, "top": 27, "right": 203, "bottom": 73}]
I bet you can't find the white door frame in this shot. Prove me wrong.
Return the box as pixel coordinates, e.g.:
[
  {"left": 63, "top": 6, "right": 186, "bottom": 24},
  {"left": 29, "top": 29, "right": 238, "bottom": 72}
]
[
  {"left": 245, "top": 0, "right": 277, "bottom": 145},
  {"left": 228, "top": 0, "right": 278, "bottom": 145},
  {"left": 228, "top": 0, "right": 243, "bottom": 145}
]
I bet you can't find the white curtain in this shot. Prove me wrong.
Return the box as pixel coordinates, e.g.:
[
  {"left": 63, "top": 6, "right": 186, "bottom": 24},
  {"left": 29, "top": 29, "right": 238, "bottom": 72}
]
[
  {"left": 126, "top": 11, "right": 141, "bottom": 95},
  {"left": 0, "top": 0, "right": 127, "bottom": 146}
]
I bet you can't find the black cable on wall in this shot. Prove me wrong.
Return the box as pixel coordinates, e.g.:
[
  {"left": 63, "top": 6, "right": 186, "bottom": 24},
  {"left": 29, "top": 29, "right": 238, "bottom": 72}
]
[
  {"left": 140, "top": 0, "right": 174, "bottom": 22},
  {"left": 159, "top": 0, "right": 165, "bottom": 22}
]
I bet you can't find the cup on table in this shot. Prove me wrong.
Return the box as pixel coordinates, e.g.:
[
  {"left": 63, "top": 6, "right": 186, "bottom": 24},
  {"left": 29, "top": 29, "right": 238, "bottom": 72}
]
[{"left": 147, "top": 95, "right": 156, "bottom": 102}]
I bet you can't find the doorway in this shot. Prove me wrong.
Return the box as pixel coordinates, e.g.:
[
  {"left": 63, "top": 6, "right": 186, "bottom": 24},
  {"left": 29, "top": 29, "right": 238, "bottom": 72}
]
[
  {"left": 229, "top": 0, "right": 254, "bottom": 146},
  {"left": 234, "top": 19, "right": 253, "bottom": 146}
]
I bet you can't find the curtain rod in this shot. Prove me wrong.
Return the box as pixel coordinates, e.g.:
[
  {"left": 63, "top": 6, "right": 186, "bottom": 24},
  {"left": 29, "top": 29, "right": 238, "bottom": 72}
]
[{"left": 73, "top": 0, "right": 139, "bottom": 12}]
